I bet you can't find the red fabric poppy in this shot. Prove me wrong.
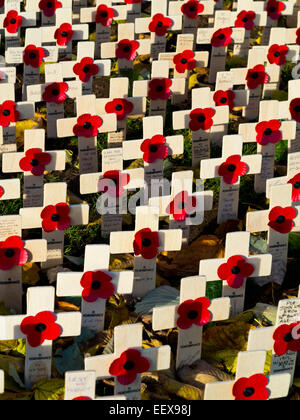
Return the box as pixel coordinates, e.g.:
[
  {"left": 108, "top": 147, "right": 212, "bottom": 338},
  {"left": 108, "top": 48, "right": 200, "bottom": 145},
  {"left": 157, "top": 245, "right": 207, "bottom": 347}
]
[
  {"left": 41, "top": 203, "right": 71, "bottom": 232},
  {"left": 19, "top": 148, "right": 51, "bottom": 176},
  {"left": 140, "top": 135, "right": 169, "bottom": 163},
  {"left": 109, "top": 349, "right": 150, "bottom": 385},
  {"left": 233, "top": 374, "right": 269, "bottom": 400},
  {"left": 211, "top": 27, "right": 232, "bottom": 48},
  {"left": 98, "top": 170, "right": 130, "bottom": 198},
  {"left": 133, "top": 228, "right": 160, "bottom": 260},
  {"left": 213, "top": 89, "right": 235, "bottom": 111},
  {"left": 123, "top": 0, "right": 142, "bottom": 3},
  {"left": 245, "top": 64, "right": 268, "bottom": 90},
  {"left": 266, "top": 0, "right": 285, "bottom": 20},
  {"left": 255, "top": 120, "right": 282, "bottom": 146},
  {"left": 177, "top": 297, "right": 211, "bottom": 329},
  {"left": 148, "top": 78, "right": 172, "bottom": 101},
  {"left": 54, "top": 23, "right": 74, "bottom": 46},
  {"left": 72, "top": 397, "right": 92, "bottom": 400},
  {"left": 273, "top": 322, "right": 300, "bottom": 356},
  {"left": 173, "top": 50, "right": 196, "bottom": 74},
  {"left": 0, "top": 186, "right": 4, "bottom": 198},
  {"left": 80, "top": 270, "right": 115, "bottom": 303},
  {"left": 148, "top": 13, "right": 173, "bottom": 37},
  {"left": 3, "top": 10, "right": 23, "bottom": 34},
  {"left": 42, "top": 82, "right": 69, "bottom": 105},
  {"left": 296, "top": 28, "right": 300, "bottom": 46},
  {"left": 0, "top": 236, "right": 28, "bottom": 271},
  {"left": 288, "top": 173, "right": 300, "bottom": 202},
  {"left": 73, "top": 57, "right": 99, "bottom": 83},
  {"left": 166, "top": 191, "right": 197, "bottom": 221},
  {"left": 235, "top": 10, "right": 256, "bottom": 30},
  {"left": 0, "top": 100, "right": 20, "bottom": 127},
  {"left": 23, "top": 44, "right": 45, "bottom": 68},
  {"left": 105, "top": 98, "right": 133, "bottom": 121},
  {"left": 289, "top": 98, "right": 300, "bottom": 123},
  {"left": 267, "top": 44, "right": 289, "bottom": 66},
  {"left": 218, "top": 155, "right": 248, "bottom": 185},
  {"left": 189, "top": 107, "right": 215, "bottom": 131},
  {"left": 217, "top": 255, "right": 254, "bottom": 289},
  {"left": 268, "top": 206, "right": 297, "bottom": 234},
  {"left": 73, "top": 114, "right": 103, "bottom": 138},
  {"left": 20, "top": 311, "right": 61, "bottom": 348},
  {"left": 0, "top": 0, "right": 4, "bottom": 7},
  {"left": 95, "top": 4, "right": 115, "bottom": 26},
  {"left": 181, "top": 0, "right": 204, "bottom": 19},
  {"left": 116, "top": 39, "right": 139, "bottom": 61},
  {"left": 38, "top": 0, "right": 62, "bottom": 17}
]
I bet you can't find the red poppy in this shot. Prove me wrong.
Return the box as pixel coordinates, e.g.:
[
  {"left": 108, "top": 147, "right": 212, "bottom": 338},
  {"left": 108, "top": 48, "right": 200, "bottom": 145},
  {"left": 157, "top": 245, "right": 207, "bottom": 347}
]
[
  {"left": 218, "top": 155, "right": 248, "bottom": 185},
  {"left": 268, "top": 206, "right": 297, "bottom": 234},
  {"left": 233, "top": 374, "right": 269, "bottom": 400},
  {"left": 140, "top": 135, "right": 169, "bottom": 163},
  {"left": 211, "top": 27, "right": 232, "bottom": 48},
  {"left": 289, "top": 98, "right": 300, "bottom": 123},
  {"left": 105, "top": 98, "right": 133, "bottom": 121},
  {"left": 98, "top": 170, "right": 130, "bottom": 198},
  {"left": 0, "top": 236, "right": 28, "bottom": 271},
  {"left": 0, "top": 186, "right": 4, "bottom": 198},
  {"left": 217, "top": 255, "right": 254, "bottom": 289},
  {"left": 73, "top": 57, "right": 99, "bottom": 83},
  {"left": 80, "top": 270, "right": 115, "bottom": 303},
  {"left": 41, "top": 203, "right": 71, "bottom": 232},
  {"left": 42, "top": 82, "right": 69, "bottom": 105},
  {"left": 38, "top": 0, "right": 62, "bottom": 17},
  {"left": 109, "top": 349, "right": 150, "bottom": 385},
  {"left": 73, "top": 114, "right": 103, "bottom": 138},
  {"left": 267, "top": 44, "right": 289, "bottom": 66},
  {"left": 148, "top": 13, "right": 173, "bottom": 37},
  {"left": 181, "top": 0, "right": 204, "bottom": 19},
  {"left": 273, "top": 322, "right": 300, "bottom": 356},
  {"left": 255, "top": 120, "right": 282, "bottom": 146},
  {"left": 173, "top": 50, "right": 196, "bottom": 74},
  {"left": 0, "top": 101, "right": 20, "bottom": 127},
  {"left": 213, "top": 89, "right": 235, "bottom": 111},
  {"left": 288, "top": 173, "right": 300, "bottom": 202},
  {"left": 72, "top": 397, "right": 92, "bottom": 400},
  {"left": 166, "top": 191, "right": 197, "bottom": 221},
  {"left": 177, "top": 297, "right": 211, "bottom": 329},
  {"left": 23, "top": 44, "right": 45, "bottom": 68},
  {"left": 95, "top": 4, "right": 115, "bottom": 26},
  {"left": 3, "top": 10, "right": 22, "bottom": 34},
  {"left": 148, "top": 78, "right": 172, "bottom": 101},
  {"left": 266, "top": 0, "right": 285, "bottom": 20},
  {"left": 19, "top": 148, "right": 51, "bottom": 176},
  {"left": 123, "top": 0, "right": 142, "bottom": 3},
  {"left": 20, "top": 311, "right": 61, "bottom": 348},
  {"left": 133, "top": 228, "right": 160, "bottom": 260},
  {"left": 296, "top": 28, "right": 300, "bottom": 46},
  {"left": 245, "top": 64, "right": 268, "bottom": 90},
  {"left": 116, "top": 39, "right": 139, "bottom": 61},
  {"left": 0, "top": 0, "right": 4, "bottom": 7},
  {"left": 235, "top": 10, "right": 256, "bottom": 31},
  {"left": 189, "top": 107, "right": 215, "bottom": 131},
  {"left": 54, "top": 23, "right": 74, "bottom": 46}
]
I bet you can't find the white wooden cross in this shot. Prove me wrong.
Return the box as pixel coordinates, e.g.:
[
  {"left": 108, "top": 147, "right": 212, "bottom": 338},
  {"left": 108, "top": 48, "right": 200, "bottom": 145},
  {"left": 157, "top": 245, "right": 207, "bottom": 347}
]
[
  {"left": 246, "top": 183, "right": 300, "bottom": 285},
  {"left": 0, "top": 286, "right": 82, "bottom": 389},
  {"left": 280, "top": 79, "right": 300, "bottom": 153},
  {"left": 0, "top": 178, "right": 20, "bottom": 201},
  {"left": 200, "top": 232, "right": 273, "bottom": 317},
  {"left": 84, "top": 323, "right": 171, "bottom": 400},
  {"left": 153, "top": 275, "right": 230, "bottom": 369},
  {"left": 120, "top": 0, "right": 142, "bottom": 23},
  {"left": 25, "top": 0, "right": 72, "bottom": 27},
  {"left": 204, "top": 350, "right": 291, "bottom": 400},
  {"left": 172, "top": 87, "right": 229, "bottom": 167},
  {"left": 110, "top": 206, "right": 182, "bottom": 297},
  {"left": 200, "top": 134, "right": 262, "bottom": 224},
  {"left": 0, "top": 64, "right": 16, "bottom": 84},
  {"left": 56, "top": 244, "right": 134, "bottom": 333},
  {"left": 2, "top": 128, "right": 65, "bottom": 207},
  {"left": 19, "top": 182, "right": 90, "bottom": 269}
]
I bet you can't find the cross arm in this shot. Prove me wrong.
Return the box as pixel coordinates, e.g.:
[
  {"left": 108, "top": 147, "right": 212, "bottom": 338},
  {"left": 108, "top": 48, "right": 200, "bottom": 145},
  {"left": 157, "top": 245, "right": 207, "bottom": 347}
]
[
  {"left": 80, "top": 5, "right": 127, "bottom": 23},
  {"left": 168, "top": 0, "right": 214, "bottom": 16},
  {"left": 101, "top": 39, "right": 151, "bottom": 59},
  {"left": 61, "top": 60, "right": 111, "bottom": 79},
  {"left": 27, "top": 81, "right": 82, "bottom": 103},
  {"left": 5, "top": 46, "right": 58, "bottom": 65},
  {"left": 56, "top": 312, "right": 82, "bottom": 337},
  {"left": 24, "top": 239, "right": 47, "bottom": 263},
  {"left": 0, "top": 66, "right": 16, "bottom": 84},
  {"left": 84, "top": 353, "right": 117, "bottom": 379},
  {"left": 239, "top": 121, "right": 296, "bottom": 142},
  {"left": 197, "top": 28, "right": 245, "bottom": 45},
  {"left": 246, "top": 209, "right": 269, "bottom": 233},
  {"left": 96, "top": 97, "right": 146, "bottom": 117},
  {"left": 134, "top": 15, "right": 182, "bottom": 34},
  {"left": 159, "top": 52, "right": 209, "bottom": 69},
  {"left": 57, "top": 114, "right": 117, "bottom": 138},
  {"left": 2, "top": 150, "right": 66, "bottom": 173},
  {"left": 41, "top": 24, "right": 89, "bottom": 44},
  {"left": 133, "top": 79, "right": 186, "bottom": 100},
  {"left": 247, "top": 326, "right": 275, "bottom": 351},
  {"left": 15, "top": 102, "right": 35, "bottom": 120},
  {"left": 152, "top": 304, "right": 178, "bottom": 331},
  {"left": 173, "top": 106, "right": 228, "bottom": 131},
  {"left": 140, "top": 345, "right": 171, "bottom": 372},
  {"left": 0, "top": 315, "right": 27, "bottom": 340},
  {"left": 0, "top": 179, "right": 20, "bottom": 200},
  {"left": 123, "top": 135, "right": 184, "bottom": 161}
]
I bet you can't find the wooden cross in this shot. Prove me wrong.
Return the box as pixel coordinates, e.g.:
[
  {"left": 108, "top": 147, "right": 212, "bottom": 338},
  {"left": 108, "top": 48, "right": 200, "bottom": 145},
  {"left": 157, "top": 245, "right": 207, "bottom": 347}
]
[
  {"left": 200, "top": 231, "right": 272, "bottom": 317},
  {"left": 0, "top": 286, "right": 82, "bottom": 389},
  {"left": 0, "top": 64, "right": 16, "bottom": 84},
  {"left": 2, "top": 128, "right": 65, "bottom": 207},
  {"left": 25, "top": 0, "right": 72, "bottom": 27},
  {"left": 0, "top": 178, "right": 20, "bottom": 201},
  {"left": 284, "top": 80, "right": 300, "bottom": 152},
  {"left": 153, "top": 275, "right": 230, "bottom": 369},
  {"left": 200, "top": 134, "right": 262, "bottom": 224},
  {"left": 204, "top": 350, "right": 291, "bottom": 400},
  {"left": 110, "top": 206, "right": 182, "bottom": 297},
  {"left": 56, "top": 244, "right": 134, "bottom": 333},
  {"left": 84, "top": 323, "right": 171, "bottom": 400},
  {"left": 19, "top": 182, "right": 89, "bottom": 269}
]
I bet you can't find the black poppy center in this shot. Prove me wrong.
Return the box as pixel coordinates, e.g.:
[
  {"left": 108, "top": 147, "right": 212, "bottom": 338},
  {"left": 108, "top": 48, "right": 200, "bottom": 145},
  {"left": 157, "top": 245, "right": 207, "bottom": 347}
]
[
  {"left": 52, "top": 89, "right": 59, "bottom": 96},
  {"left": 276, "top": 215, "right": 285, "bottom": 224},
  {"left": 101, "top": 11, "right": 108, "bottom": 18},
  {"left": 181, "top": 58, "right": 188, "bottom": 64},
  {"left": 187, "top": 310, "right": 198, "bottom": 320},
  {"left": 228, "top": 164, "right": 236, "bottom": 173},
  {"left": 295, "top": 106, "right": 300, "bottom": 113},
  {"left": 29, "top": 52, "right": 37, "bottom": 59},
  {"left": 231, "top": 265, "right": 241, "bottom": 275},
  {"left": 83, "top": 122, "right": 92, "bottom": 129},
  {"left": 218, "top": 33, "right": 225, "bottom": 40},
  {"left": 47, "top": 2, "right": 53, "bottom": 8},
  {"left": 115, "top": 104, "right": 123, "bottom": 111},
  {"left": 156, "top": 85, "right": 164, "bottom": 92},
  {"left": 35, "top": 323, "right": 47, "bottom": 333},
  {"left": 294, "top": 181, "right": 300, "bottom": 189},
  {"left": 269, "top": 6, "right": 276, "bottom": 12},
  {"left": 243, "top": 387, "right": 255, "bottom": 398},
  {"left": 142, "top": 238, "right": 152, "bottom": 248},
  {"left": 274, "top": 51, "right": 280, "bottom": 58},
  {"left": 5, "top": 248, "right": 15, "bottom": 258},
  {"left": 2, "top": 109, "right": 11, "bottom": 117},
  {"left": 61, "top": 31, "right": 68, "bottom": 38},
  {"left": 198, "top": 115, "right": 206, "bottom": 123},
  {"left": 149, "top": 145, "right": 158, "bottom": 153},
  {"left": 264, "top": 128, "right": 273, "bottom": 136},
  {"left": 123, "top": 360, "right": 135, "bottom": 371},
  {"left": 123, "top": 46, "right": 131, "bottom": 53},
  {"left": 30, "top": 159, "right": 39, "bottom": 167},
  {"left": 283, "top": 332, "right": 293, "bottom": 343},
  {"left": 242, "top": 17, "right": 248, "bottom": 23},
  {"left": 51, "top": 213, "right": 60, "bottom": 222},
  {"left": 10, "top": 18, "right": 17, "bottom": 24},
  {"left": 91, "top": 280, "right": 101, "bottom": 290},
  {"left": 156, "top": 21, "right": 163, "bottom": 28},
  {"left": 220, "top": 97, "right": 227, "bottom": 104},
  {"left": 190, "top": 5, "right": 196, "bottom": 11},
  {"left": 252, "top": 72, "right": 259, "bottom": 79},
  {"left": 82, "top": 66, "right": 90, "bottom": 74}
]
